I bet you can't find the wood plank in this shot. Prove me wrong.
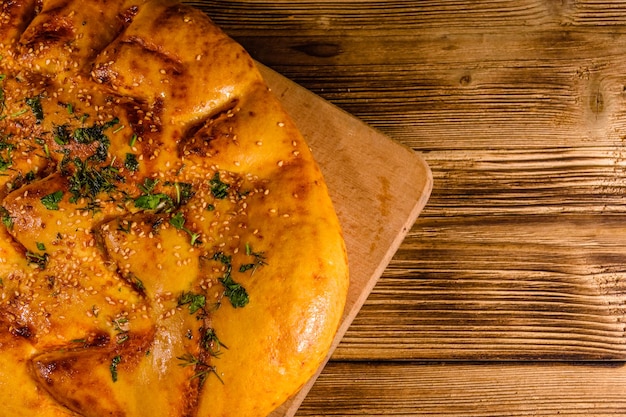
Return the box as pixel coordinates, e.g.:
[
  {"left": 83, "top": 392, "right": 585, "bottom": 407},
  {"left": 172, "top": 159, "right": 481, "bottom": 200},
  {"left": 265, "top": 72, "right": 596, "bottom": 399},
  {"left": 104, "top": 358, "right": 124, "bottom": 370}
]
[
  {"left": 335, "top": 215, "right": 626, "bottom": 361},
  {"left": 297, "top": 361, "right": 626, "bottom": 416}
]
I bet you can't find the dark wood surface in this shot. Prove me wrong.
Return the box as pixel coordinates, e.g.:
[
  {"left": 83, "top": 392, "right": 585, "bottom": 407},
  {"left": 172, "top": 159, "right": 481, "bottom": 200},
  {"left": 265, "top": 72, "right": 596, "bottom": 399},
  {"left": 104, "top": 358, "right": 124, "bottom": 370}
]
[{"left": 187, "top": 1, "right": 626, "bottom": 415}]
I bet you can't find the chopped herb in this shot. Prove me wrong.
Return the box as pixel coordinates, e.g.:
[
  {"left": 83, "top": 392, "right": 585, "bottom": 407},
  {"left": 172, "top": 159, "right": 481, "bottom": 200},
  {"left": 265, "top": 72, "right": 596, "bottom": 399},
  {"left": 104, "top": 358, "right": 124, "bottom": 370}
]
[
  {"left": 177, "top": 352, "right": 223, "bottom": 385},
  {"left": 209, "top": 172, "right": 229, "bottom": 199},
  {"left": 110, "top": 355, "right": 122, "bottom": 382},
  {"left": 206, "top": 204, "right": 215, "bottom": 211},
  {"left": 72, "top": 118, "right": 118, "bottom": 162},
  {"left": 0, "top": 206, "right": 12, "bottom": 229},
  {"left": 67, "top": 158, "right": 121, "bottom": 204},
  {"left": 213, "top": 251, "right": 231, "bottom": 266},
  {"left": 129, "top": 134, "right": 137, "bottom": 147},
  {"left": 177, "top": 291, "right": 206, "bottom": 314},
  {"left": 74, "top": 117, "right": 119, "bottom": 144},
  {"left": 239, "top": 243, "right": 267, "bottom": 274},
  {"left": 10, "top": 108, "right": 27, "bottom": 118},
  {"left": 41, "top": 190, "right": 63, "bottom": 210},
  {"left": 25, "top": 96, "right": 44, "bottom": 123},
  {"left": 134, "top": 193, "right": 171, "bottom": 211},
  {"left": 134, "top": 178, "right": 173, "bottom": 211},
  {"left": 201, "top": 327, "right": 227, "bottom": 357},
  {"left": 0, "top": 137, "right": 13, "bottom": 171},
  {"left": 53, "top": 124, "right": 71, "bottom": 145},
  {"left": 0, "top": 152, "right": 11, "bottom": 171},
  {"left": 0, "top": 75, "right": 5, "bottom": 115},
  {"left": 36, "top": 242, "right": 45, "bottom": 251},
  {"left": 124, "top": 153, "right": 139, "bottom": 172},
  {"left": 171, "top": 182, "right": 194, "bottom": 206},
  {"left": 220, "top": 273, "right": 249, "bottom": 308},
  {"left": 169, "top": 212, "right": 200, "bottom": 245},
  {"left": 26, "top": 251, "right": 48, "bottom": 270},
  {"left": 128, "top": 273, "right": 144, "bottom": 292},
  {"left": 139, "top": 177, "right": 158, "bottom": 194},
  {"left": 212, "top": 251, "right": 249, "bottom": 308}
]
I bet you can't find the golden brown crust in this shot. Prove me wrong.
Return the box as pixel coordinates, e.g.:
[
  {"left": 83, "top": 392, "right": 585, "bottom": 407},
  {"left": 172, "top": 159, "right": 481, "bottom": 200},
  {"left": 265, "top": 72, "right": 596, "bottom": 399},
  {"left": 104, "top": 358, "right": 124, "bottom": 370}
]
[
  {"left": 0, "top": 0, "right": 348, "bottom": 416},
  {"left": 0, "top": 0, "right": 348, "bottom": 417}
]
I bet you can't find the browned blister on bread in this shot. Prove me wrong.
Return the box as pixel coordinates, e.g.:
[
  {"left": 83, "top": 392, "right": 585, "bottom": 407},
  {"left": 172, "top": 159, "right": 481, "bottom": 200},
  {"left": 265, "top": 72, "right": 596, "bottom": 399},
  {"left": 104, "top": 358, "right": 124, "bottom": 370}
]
[{"left": 0, "top": 0, "right": 349, "bottom": 416}]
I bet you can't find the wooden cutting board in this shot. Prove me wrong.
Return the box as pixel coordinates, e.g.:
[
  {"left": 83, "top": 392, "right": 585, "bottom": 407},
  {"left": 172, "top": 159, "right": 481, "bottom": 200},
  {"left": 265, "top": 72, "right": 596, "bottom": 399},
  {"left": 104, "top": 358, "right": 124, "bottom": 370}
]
[{"left": 257, "top": 64, "right": 433, "bottom": 416}]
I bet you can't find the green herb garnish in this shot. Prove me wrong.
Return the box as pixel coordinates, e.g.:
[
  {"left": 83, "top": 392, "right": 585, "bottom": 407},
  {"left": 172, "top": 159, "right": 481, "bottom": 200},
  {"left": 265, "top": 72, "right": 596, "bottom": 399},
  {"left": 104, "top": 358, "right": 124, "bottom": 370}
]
[
  {"left": 53, "top": 124, "right": 71, "bottom": 145},
  {"left": 110, "top": 355, "right": 122, "bottom": 382},
  {"left": 0, "top": 206, "right": 13, "bottom": 229},
  {"left": 134, "top": 178, "right": 172, "bottom": 211},
  {"left": 124, "top": 153, "right": 139, "bottom": 172},
  {"left": 67, "top": 158, "right": 121, "bottom": 204},
  {"left": 177, "top": 352, "right": 222, "bottom": 385},
  {"left": 201, "top": 327, "right": 227, "bottom": 357},
  {"left": 209, "top": 172, "right": 229, "bottom": 199},
  {"left": 239, "top": 243, "right": 267, "bottom": 274},
  {"left": 177, "top": 291, "right": 206, "bottom": 314},
  {"left": 220, "top": 273, "right": 249, "bottom": 308},
  {"left": 26, "top": 251, "right": 48, "bottom": 270},
  {"left": 40, "top": 190, "right": 63, "bottom": 210},
  {"left": 25, "top": 96, "right": 43, "bottom": 123},
  {"left": 169, "top": 212, "right": 200, "bottom": 246}
]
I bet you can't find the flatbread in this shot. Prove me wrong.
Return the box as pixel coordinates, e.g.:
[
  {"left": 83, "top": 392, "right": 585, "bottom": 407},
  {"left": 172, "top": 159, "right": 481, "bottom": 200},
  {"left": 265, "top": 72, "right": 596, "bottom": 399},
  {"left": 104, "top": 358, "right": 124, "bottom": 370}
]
[{"left": 0, "top": 1, "right": 349, "bottom": 416}]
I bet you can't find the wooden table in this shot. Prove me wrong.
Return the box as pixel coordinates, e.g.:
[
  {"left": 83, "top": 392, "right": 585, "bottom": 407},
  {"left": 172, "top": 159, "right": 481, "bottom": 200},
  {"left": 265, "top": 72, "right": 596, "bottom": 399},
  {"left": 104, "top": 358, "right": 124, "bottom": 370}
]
[{"left": 189, "top": 1, "right": 626, "bottom": 415}]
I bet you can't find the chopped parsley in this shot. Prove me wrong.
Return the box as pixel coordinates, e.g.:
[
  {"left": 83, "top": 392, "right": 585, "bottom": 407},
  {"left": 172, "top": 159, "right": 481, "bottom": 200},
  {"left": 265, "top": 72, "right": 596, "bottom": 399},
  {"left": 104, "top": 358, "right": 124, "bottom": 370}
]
[
  {"left": 124, "top": 153, "right": 139, "bottom": 172},
  {"left": 25, "top": 96, "right": 43, "bottom": 124},
  {"left": 177, "top": 291, "right": 206, "bottom": 314},
  {"left": 73, "top": 117, "right": 119, "bottom": 144},
  {"left": 220, "top": 273, "right": 249, "bottom": 308},
  {"left": 134, "top": 178, "right": 172, "bottom": 211},
  {"left": 169, "top": 212, "right": 200, "bottom": 246},
  {"left": 0, "top": 135, "right": 14, "bottom": 172},
  {"left": 72, "top": 117, "right": 119, "bottom": 163},
  {"left": 0, "top": 206, "right": 13, "bottom": 229},
  {"left": 239, "top": 243, "right": 267, "bottom": 274},
  {"left": 209, "top": 172, "right": 229, "bottom": 199},
  {"left": 171, "top": 182, "right": 194, "bottom": 206},
  {"left": 40, "top": 190, "right": 63, "bottom": 210},
  {"left": 53, "top": 124, "right": 71, "bottom": 145},
  {"left": 213, "top": 251, "right": 249, "bottom": 308}
]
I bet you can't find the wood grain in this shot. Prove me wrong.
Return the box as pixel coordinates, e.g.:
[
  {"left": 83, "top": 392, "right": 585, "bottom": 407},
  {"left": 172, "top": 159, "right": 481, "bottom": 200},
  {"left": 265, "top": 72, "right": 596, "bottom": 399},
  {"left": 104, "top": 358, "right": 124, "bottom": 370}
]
[
  {"left": 298, "top": 362, "right": 626, "bottom": 416},
  {"left": 186, "top": 0, "right": 626, "bottom": 415}
]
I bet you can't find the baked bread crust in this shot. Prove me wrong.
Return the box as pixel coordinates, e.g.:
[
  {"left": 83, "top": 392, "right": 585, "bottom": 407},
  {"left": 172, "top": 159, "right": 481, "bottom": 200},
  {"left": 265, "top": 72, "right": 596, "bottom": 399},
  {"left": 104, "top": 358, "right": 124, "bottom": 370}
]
[{"left": 0, "top": 1, "right": 349, "bottom": 416}]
